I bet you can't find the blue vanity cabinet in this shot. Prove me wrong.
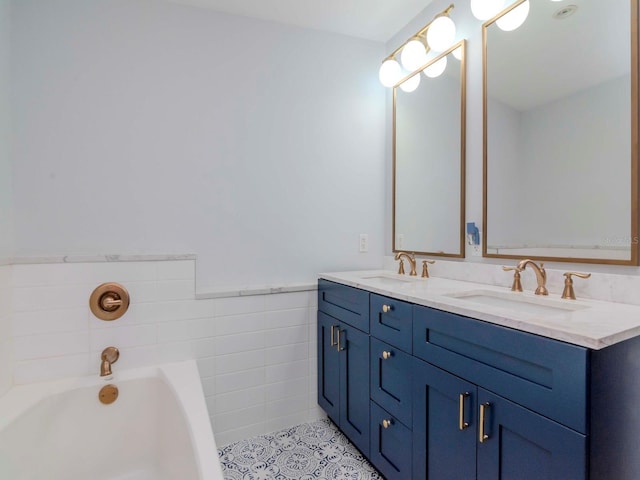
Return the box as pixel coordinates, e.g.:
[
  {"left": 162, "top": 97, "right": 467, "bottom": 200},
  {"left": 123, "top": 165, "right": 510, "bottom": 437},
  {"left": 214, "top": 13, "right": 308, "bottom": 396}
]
[{"left": 318, "top": 281, "right": 371, "bottom": 457}]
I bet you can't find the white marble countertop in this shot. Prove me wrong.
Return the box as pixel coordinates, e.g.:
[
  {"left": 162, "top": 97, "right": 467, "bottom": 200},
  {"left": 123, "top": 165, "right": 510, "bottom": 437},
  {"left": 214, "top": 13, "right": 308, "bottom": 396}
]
[{"left": 320, "top": 270, "right": 640, "bottom": 350}]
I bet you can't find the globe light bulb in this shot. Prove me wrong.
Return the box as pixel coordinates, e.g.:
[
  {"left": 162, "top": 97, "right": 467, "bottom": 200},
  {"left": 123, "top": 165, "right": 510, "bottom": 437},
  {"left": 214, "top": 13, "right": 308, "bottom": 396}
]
[
  {"left": 470, "top": 0, "right": 505, "bottom": 21},
  {"left": 400, "top": 39, "right": 428, "bottom": 72},
  {"left": 497, "top": 0, "right": 530, "bottom": 31},
  {"left": 426, "top": 16, "right": 456, "bottom": 52},
  {"left": 399, "top": 73, "right": 420, "bottom": 93},
  {"left": 424, "top": 56, "right": 448, "bottom": 78},
  {"left": 452, "top": 46, "right": 462, "bottom": 60},
  {"left": 378, "top": 59, "right": 402, "bottom": 87}
]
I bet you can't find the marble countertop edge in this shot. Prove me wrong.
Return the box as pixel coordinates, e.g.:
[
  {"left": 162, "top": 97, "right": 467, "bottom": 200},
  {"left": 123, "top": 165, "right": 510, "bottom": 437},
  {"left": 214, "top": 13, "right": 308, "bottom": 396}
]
[
  {"left": 320, "top": 270, "right": 640, "bottom": 350},
  {"left": 7, "top": 254, "right": 198, "bottom": 264}
]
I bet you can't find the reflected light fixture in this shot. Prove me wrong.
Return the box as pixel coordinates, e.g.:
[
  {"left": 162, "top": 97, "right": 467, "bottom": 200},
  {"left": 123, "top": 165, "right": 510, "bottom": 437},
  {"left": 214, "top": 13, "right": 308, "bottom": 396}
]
[
  {"left": 400, "top": 73, "right": 421, "bottom": 93},
  {"left": 496, "top": 0, "right": 530, "bottom": 31},
  {"left": 378, "top": 4, "right": 455, "bottom": 88},
  {"left": 424, "top": 56, "right": 448, "bottom": 78},
  {"left": 470, "top": 0, "right": 505, "bottom": 21},
  {"left": 452, "top": 45, "right": 462, "bottom": 60}
]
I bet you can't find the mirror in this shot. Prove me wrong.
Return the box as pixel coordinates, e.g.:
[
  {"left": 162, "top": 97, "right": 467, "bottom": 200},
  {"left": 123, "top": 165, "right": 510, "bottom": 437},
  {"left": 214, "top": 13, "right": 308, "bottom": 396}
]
[
  {"left": 393, "top": 41, "right": 466, "bottom": 257},
  {"left": 483, "top": 0, "right": 639, "bottom": 265}
]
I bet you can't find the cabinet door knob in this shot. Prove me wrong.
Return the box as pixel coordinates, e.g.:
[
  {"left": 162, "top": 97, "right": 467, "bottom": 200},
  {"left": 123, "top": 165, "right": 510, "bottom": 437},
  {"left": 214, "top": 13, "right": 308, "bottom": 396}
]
[
  {"left": 382, "top": 419, "right": 393, "bottom": 429},
  {"left": 382, "top": 304, "right": 392, "bottom": 313},
  {"left": 382, "top": 351, "right": 392, "bottom": 360}
]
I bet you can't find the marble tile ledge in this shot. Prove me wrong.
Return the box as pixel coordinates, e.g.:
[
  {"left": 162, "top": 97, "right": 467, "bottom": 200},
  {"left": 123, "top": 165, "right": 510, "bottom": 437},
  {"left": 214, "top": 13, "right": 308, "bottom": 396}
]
[
  {"left": 7, "top": 254, "right": 197, "bottom": 264},
  {"left": 196, "top": 282, "right": 317, "bottom": 299}
]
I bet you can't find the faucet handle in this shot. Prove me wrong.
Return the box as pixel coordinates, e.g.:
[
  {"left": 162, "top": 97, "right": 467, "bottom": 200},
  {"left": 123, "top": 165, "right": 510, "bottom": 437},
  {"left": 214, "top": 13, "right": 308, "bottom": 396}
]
[
  {"left": 502, "top": 266, "right": 523, "bottom": 292},
  {"left": 562, "top": 272, "right": 591, "bottom": 300},
  {"left": 422, "top": 260, "right": 436, "bottom": 278},
  {"left": 397, "top": 259, "right": 405, "bottom": 275}
]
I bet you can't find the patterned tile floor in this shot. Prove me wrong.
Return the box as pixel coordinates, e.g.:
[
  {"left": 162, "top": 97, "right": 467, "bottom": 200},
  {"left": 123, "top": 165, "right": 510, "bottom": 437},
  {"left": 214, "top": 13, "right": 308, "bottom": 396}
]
[{"left": 218, "top": 419, "right": 383, "bottom": 479}]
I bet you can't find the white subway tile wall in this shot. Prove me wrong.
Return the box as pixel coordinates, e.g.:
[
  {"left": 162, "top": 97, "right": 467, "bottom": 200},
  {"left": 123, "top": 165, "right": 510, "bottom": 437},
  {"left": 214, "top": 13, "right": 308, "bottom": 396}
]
[
  {"left": 0, "top": 265, "right": 12, "bottom": 396},
  {"left": 6, "top": 260, "right": 324, "bottom": 445}
]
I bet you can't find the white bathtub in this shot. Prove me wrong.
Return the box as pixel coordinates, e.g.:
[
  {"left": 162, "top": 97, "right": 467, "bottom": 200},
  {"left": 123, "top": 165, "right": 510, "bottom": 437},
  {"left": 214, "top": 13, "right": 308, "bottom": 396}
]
[{"left": 0, "top": 360, "right": 224, "bottom": 480}]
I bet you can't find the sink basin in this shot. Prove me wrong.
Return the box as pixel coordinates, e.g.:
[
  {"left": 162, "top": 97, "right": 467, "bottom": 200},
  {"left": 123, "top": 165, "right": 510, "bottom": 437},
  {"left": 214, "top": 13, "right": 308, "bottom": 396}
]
[
  {"left": 445, "top": 290, "right": 588, "bottom": 315},
  {"left": 359, "top": 274, "right": 415, "bottom": 287}
]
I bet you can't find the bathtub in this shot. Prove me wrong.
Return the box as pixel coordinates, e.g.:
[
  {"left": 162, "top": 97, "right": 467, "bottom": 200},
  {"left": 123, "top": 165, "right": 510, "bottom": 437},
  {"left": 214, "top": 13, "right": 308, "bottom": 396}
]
[{"left": 0, "top": 360, "right": 224, "bottom": 480}]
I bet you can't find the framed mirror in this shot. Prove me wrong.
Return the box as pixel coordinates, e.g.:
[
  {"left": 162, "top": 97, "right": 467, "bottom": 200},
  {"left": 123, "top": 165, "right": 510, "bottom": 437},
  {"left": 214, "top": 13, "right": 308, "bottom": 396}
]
[
  {"left": 483, "top": 0, "right": 639, "bottom": 265},
  {"left": 393, "top": 40, "right": 466, "bottom": 257}
]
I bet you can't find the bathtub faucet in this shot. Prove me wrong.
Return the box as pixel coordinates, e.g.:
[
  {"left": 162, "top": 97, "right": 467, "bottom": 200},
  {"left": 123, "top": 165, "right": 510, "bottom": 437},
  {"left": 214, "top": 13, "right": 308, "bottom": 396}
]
[{"left": 100, "top": 347, "right": 120, "bottom": 377}]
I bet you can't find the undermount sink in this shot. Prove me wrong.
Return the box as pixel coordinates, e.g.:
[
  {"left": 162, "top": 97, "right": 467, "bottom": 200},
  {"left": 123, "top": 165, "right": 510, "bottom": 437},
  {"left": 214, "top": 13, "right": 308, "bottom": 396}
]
[
  {"left": 359, "top": 274, "right": 415, "bottom": 287},
  {"left": 445, "top": 290, "right": 589, "bottom": 315}
]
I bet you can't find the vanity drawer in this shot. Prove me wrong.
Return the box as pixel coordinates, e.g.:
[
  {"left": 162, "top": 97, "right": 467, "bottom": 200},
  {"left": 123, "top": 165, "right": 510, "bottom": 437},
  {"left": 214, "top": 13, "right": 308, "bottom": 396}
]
[
  {"left": 370, "top": 401, "right": 412, "bottom": 480},
  {"left": 412, "top": 305, "right": 589, "bottom": 434},
  {"left": 370, "top": 294, "right": 412, "bottom": 353},
  {"left": 318, "top": 279, "right": 370, "bottom": 332},
  {"left": 370, "top": 337, "right": 412, "bottom": 427}
]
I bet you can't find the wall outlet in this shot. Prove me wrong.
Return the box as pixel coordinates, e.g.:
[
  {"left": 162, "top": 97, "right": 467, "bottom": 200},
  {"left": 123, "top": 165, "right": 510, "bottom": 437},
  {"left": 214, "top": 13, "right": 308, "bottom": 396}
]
[
  {"left": 359, "top": 234, "right": 369, "bottom": 253},
  {"left": 471, "top": 240, "right": 482, "bottom": 257},
  {"left": 397, "top": 234, "right": 404, "bottom": 249}
]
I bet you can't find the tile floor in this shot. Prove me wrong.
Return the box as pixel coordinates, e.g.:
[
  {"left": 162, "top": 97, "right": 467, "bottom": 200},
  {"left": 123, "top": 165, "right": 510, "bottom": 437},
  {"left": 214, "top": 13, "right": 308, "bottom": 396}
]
[{"left": 218, "top": 419, "right": 382, "bottom": 479}]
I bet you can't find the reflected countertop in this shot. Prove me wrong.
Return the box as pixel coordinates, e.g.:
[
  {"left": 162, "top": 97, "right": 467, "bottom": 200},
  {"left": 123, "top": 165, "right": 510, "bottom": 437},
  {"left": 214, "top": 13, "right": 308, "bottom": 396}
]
[{"left": 319, "top": 270, "right": 640, "bottom": 350}]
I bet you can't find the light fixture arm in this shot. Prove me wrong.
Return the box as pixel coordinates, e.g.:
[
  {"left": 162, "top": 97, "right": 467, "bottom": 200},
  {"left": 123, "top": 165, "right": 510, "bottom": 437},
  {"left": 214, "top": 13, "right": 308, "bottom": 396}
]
[{"left": 384, "top": 4, "right": 454, "bottom": 62}]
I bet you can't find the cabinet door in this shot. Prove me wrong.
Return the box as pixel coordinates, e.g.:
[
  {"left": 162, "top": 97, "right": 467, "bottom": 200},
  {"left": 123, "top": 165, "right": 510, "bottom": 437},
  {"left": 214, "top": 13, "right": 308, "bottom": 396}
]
[
  {"left": 477, "top": 389, "right": 587, "bottom": 480},
  {"left": 317, "top": 312, "right": 340, "bottom": 424},
  {"left": 339, "top": 324, "right": 370, "bottom": 457},
  {"left": 413, "top": 359, "right": 477, "bottom": 480},
  {"left": 370, "top": 401, "right": 412, "bottom": 480}
]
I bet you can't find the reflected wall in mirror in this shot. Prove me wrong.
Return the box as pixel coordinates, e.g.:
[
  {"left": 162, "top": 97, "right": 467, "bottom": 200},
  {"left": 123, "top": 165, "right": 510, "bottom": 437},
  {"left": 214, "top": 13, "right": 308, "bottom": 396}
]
[
  {"left": 483, "top": 0, "right": 639, "bottom": 265},
  {"left": 394, "top": 41, "right": 466, "bottom": 257}
]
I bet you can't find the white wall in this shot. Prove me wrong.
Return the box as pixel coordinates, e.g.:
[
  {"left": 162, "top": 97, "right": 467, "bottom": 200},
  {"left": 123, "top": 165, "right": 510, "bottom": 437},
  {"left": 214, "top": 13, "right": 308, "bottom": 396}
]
[
  {"left": 8, "top": 259, "right": 322, "bottom": 446},
  {"left": 0, "top": 0, "right": 13, "bottom": 397},
  {"left": 0, "top": 0, "right": 12, "bottom": 258},
  {"left": 10, "top": 0, "right": 386, "bottom": 290}
]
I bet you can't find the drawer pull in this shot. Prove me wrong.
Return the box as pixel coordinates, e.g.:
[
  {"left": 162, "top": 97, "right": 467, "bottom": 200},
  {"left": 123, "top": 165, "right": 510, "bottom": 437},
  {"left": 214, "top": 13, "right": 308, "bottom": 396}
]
[
  {"left": 382, "top": 419, "right": 393, "bottom": 429},
  {"left": 459, "top": 392, "right": 470, "bottom": 430},
  {"left": 330, "top": 325, "right": 338, "bottom": 347},
  {"left": 479, "top": 402, "right": 490, "bottom": 443},
  {"left": 382, "top": 304, "right": 392, "bottom": 313},
  {"left": 382, "top": 351, "right": 393, "bottom": 360},
  {"left": 336, "top": 329, "right": 345, "bottom": 352}
]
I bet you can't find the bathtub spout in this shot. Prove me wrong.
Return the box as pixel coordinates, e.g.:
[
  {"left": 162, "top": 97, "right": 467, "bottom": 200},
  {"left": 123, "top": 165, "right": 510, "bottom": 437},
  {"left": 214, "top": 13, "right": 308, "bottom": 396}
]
[{"left": 100, "top": 347, "right": 120, "bottom": 377}]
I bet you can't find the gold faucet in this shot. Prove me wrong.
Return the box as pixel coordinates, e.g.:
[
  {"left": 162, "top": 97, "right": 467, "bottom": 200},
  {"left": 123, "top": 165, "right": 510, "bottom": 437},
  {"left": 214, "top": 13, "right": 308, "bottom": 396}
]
[
  {"left": 395, "top": 251, "right": 417, "bottom": 276},
  {"left": 100, "top": 347, "right": 120, "bottom": 377},
  {"left": 421, "top": 260, "right": 436, "bottom": 278},
  {"left": 502, "top": 266, "right": 523, "bottom": 292},
  {"left": 516, "top": 259, "right": 548, "bottom": 295},
  {"left": 561, "top": 272, "right": 591, "bottom": 300}
]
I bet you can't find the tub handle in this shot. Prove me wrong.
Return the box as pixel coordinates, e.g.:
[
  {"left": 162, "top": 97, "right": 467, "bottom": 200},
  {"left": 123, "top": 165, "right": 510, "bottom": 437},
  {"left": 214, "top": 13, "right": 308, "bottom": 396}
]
[{"left": 90, "top": 283, "right": 130, "bottom": 321}]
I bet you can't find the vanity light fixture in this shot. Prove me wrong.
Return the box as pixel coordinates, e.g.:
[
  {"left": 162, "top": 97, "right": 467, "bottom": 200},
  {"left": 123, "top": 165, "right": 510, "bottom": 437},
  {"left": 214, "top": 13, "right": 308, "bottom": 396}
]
[
  {"left": 496, "top": 0, "right": 530, "bottom": 31},
  {"left": 424, "top": 56, "right": 448, "bottom": 78},
  {"left": 471, "top": 0, "right": 505, "bottom": 21},
  {"left": 399, "top": 72, "right": 421, "bottom": 92},
  {"left": 378, "top": 4, "right": 456, "bottom": 88}
]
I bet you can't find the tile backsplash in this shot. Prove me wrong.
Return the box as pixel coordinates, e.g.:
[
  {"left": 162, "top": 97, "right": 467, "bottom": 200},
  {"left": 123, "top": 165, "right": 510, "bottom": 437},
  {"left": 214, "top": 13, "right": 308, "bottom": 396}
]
[
  {"left": 0, "top": 265, "right": 11, "bottom": 397},
  {"left": 3, "top": 259, "right": 323, "bottom": 446}
]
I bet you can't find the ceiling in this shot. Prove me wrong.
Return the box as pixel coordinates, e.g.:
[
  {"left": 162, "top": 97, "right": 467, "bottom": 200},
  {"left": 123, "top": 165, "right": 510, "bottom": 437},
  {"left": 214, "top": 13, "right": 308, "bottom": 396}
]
[{"left": 164, "top": 0, "right": 435, "bottom": 43}]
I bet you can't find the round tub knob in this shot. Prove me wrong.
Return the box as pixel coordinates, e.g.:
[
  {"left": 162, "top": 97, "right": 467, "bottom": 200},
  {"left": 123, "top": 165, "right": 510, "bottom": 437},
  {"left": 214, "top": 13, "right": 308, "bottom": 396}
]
[
  {"left": 382, "top": 419, "right": 393, "bottom": 429},
  {"left": 382, "top": 351, "right": 392, "bottom": 360},
  {"left": 90, "top": 283, "right": 130, "bottom": 321}
]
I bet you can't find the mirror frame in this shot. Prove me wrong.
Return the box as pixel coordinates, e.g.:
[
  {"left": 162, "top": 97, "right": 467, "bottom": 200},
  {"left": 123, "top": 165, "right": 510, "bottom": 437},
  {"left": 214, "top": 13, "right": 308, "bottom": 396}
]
[
  {"left": 482, "top": 0, "right": 640, "bottom": 266},
  {"left": 392, "top": 40, "right": 467, "bottom": 258}
]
